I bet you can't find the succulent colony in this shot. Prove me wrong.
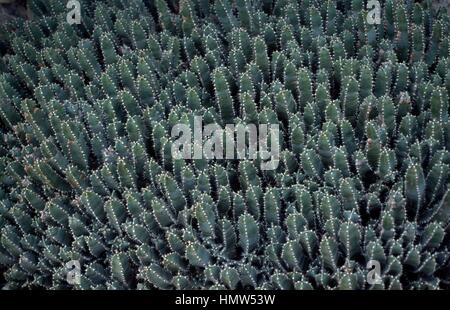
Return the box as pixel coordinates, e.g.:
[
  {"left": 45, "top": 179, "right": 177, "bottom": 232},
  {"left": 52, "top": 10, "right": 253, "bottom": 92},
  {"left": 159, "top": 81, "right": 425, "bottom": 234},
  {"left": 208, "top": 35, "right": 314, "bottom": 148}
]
[{"left": 0, "top": 0, "right": 449, "bottom": 290}]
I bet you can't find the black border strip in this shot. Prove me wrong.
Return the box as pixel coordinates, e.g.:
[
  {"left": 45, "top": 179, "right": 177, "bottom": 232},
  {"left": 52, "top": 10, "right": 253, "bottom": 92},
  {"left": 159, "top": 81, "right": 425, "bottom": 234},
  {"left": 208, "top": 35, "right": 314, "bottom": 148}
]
[{"left": 1, "top": 290, "right": 447, "bottom": 308}]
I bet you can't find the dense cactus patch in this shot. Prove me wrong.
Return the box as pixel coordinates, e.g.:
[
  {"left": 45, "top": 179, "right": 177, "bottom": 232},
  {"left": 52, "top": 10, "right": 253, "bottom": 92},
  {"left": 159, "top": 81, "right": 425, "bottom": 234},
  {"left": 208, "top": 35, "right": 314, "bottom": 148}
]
[{"left": 0, "top": 0, "right": 449, "bottom": 289}]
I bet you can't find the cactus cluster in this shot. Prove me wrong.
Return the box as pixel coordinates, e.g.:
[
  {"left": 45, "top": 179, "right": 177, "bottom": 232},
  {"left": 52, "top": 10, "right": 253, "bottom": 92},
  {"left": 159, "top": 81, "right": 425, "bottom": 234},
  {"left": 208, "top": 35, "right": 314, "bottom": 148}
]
[{"left": 0, "top": 0, "right": 449, "bottom": 290}]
